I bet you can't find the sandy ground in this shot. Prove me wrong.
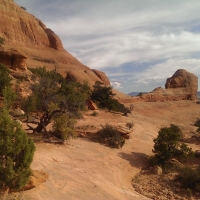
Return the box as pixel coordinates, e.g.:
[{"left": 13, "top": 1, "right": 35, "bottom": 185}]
[{"left": 13, "top": 100, "right": 200, "bottom": 200}]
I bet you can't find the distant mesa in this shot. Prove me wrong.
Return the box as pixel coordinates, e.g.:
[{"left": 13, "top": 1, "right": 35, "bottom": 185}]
[
  {"left": 127, "top": 92, "right": 147, "bottom": 96},
  {"left": 129, "top": 69, "right": 198, "bottom": 102}
]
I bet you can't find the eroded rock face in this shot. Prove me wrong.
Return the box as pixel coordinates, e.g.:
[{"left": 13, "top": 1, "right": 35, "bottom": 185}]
[
  {"left": 165, "top": 69, "right": 198, "bottom": 100},
  {"left": 0, "top": 0, "right": 111, "bottom": 87},
  {"left": 0, "top": 0, "right": 64, "bottom": 51},
  {"left": 92, "top": 69, "right": 110, "bottom": 86},
  {"left": 0, "top": 48, "right": 27, "bottom": 70}
]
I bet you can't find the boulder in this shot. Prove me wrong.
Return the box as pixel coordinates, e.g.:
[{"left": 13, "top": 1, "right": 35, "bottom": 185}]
[
  {"left": 131, "top": 69, "right": 198, "bottom": 102},
  {"left": 86, "top": 100, "right": 98, "bottom": 110},
  {"left": 165, "top": 69, "right": 198, "bottom": 100},
  {"left": 152, "top": 166, "right": 162, "bottom": 175},
  {"left": 10, "top": 108, "right": 25, "bottom": 116}
]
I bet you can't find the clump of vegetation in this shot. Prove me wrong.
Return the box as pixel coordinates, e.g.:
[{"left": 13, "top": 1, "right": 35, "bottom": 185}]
[
  {"left": 90, "top": 81, "right": 130, "bottom": 114},
  {"left": 2, "top": 86, "right": 17, "bottom": 110},
  {"left": 91, "top": 111, "right": 98, "bottom": 116},
  {"left": 0, "top": 63, "right": 12, "bottom": 94},
  {"left": 97, "top": 124, "right": 125, "bottom": 148},
  {"left": 0, "top": 109, "right": 35, "bottom": 191},
  {"left": 194, "top": 119, "right": 200, "bottom": 133},
  {"left": 0, "top": 37, "right": 5, "bottom": 46},
  {"left": 126, "top": 122, "right": 134, "bottom": 130},
  {"left": 23, "top": 67, "right": 90, "bottom": 142},
  {"left": 150, "top": 124, "right": 193, "bottom": 166},
  {"left": 194, "top": 119, "right": 200, "bottom": 128},
  {"left": 178, "top": 166, "right": 200, "bottom": 192},
  {"left": 28, "top": 66, "right": 64, "bottom": 84},
  {"left": 20, "top": 6, "right": 26, "bottom": 10},
  {"left": 52, "top": 113, "right": 77, "bottom": 141}
]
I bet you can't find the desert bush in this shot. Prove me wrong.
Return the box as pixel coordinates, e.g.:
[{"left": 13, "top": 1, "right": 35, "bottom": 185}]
[
  {"left": 28, "top": 66, "right": 64, "bottom": 84},
  {"left": 151, "top": 124, "right": 193, "bottom": 165},
  {"left": 0, "top": 37, "right": 5, "bottom": 46},
  {"left": 194, "top": 119, "right": 200, "bottom": 127},
  {"left": 0, "top": 63, "right": 12, "bottom": 94},
  {"left": 0, "top": 109, "right": 35, "bottom": 191},
  {"left": 90, "top": 81, "right": 129, "bottom": 113},
  {"left": 97, "top": 124, "right": 125, "bottom": 148},
  {"left": 178, "top": 166, "right": 200, "bottom": 192},
  {"left": 126, "top": 122, "right": 134, "bottom": 130},
  {"left": 194, "top": 119, "right": 200, "bottom": 133},
  {"left": 2, "top": 86, "right": 17, "bottom": 109},
  {"left": 52, "top": 113, "right": 77, "bottom": 141},
  {"left": 91, "top": 111, "right": 98, "bottom": 116}
]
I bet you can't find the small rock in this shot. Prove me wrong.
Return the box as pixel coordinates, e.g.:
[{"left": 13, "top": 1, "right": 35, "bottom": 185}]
[{"left": 152, "top": 165, "right": 162, "bottom": 175}]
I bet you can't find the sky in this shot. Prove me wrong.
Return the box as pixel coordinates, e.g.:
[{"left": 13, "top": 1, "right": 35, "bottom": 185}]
[{"left": 15, "top": 0, "right": 200, "bottom": 93}]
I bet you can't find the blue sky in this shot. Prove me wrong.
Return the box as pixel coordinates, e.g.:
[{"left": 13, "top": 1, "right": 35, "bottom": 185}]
[{"left": 15, "top": 0, "right": 200, "bottom": 93}]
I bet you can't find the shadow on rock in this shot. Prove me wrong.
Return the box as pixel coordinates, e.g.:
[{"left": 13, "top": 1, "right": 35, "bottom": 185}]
[{"left": 118, "top": 152, "right": 149, "bottom": 169}]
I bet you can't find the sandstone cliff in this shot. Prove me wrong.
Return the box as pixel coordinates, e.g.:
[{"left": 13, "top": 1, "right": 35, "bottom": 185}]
[{"left": 0, "top": 0, "right": 110, "bottom": 87}]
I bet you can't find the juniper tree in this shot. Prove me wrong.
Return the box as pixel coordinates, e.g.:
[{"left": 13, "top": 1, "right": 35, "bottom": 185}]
[
  {"left": 0, "top": 109, "right": 35, "bottom": 191},
  {"left": 0, "top": 63, "right": 12, "bottom": 94}
]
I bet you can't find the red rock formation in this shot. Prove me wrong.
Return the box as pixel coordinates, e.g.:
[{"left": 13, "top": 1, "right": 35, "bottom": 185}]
[
  {"left": 131, "top": 69, "right": 198, "bottom": 102},
  {"left": 0, "top": 0, "right": 64, "bottom": 51},
  {"left": 165, "top": 69, "right": 198, "bottom": 100},
  {"left": 0, "top": 48, "right": 27, "bottom": 70},
  {"left": 86, "top": 100, "right": 98, "bottom": 110},
  {"left": 92, "top": 69, "right": 110, "bottom": 86},
  {"left": 0, "top": 0, "right": 110, "bottom": 87}
]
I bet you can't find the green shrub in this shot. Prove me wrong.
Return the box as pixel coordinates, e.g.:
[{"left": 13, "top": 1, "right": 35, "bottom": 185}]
[
  {"left": 0, "top": 37, "right": 5, "bottom": 46},
  {"left": 97, "top": 124, "right": 125, "bottom": 148},
  {"left": 178, "top": 166, "right": 200, "bottom": 192},
  {"left": 2, "top": 86, "right": 17, "bottom": 109},
  {"left": 0, "top": 109, "right": 35, "bottom": 191},
  {"left": 52, "top": 113, "right": 77, "bottom": 141},
  {"left": 194, "top": 119, "right": 200, "bottom": 134},
  {"left": 28, "top": 66, "right": 64, "bottom": 84},
  {"left": 0, "top": 63, "right": 12, "bottom": 94},
  {"left": 151, "top": 124, "right": 193, "bottom": 165},
  {"left": 91, "top": 111, "right": 98, "bottom": 116},
  {"left": 194, "top": 119, "right": 200, "bottom": 127},
  {"left": 90, "top": 81, "right": 129, "bottom": 113}
]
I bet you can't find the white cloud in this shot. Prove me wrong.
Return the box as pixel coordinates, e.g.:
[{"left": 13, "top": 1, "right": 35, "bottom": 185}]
[
  {"left": 14, "top": 0, "right": 200, "bottom": 92},
  {"left": 111, "top": 82, "right": 122, "bottom": 89}
]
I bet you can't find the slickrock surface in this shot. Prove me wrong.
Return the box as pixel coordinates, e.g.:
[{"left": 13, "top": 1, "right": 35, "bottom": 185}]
[{"left": 11, "top": 100, "right": 200, "bottom": 200}]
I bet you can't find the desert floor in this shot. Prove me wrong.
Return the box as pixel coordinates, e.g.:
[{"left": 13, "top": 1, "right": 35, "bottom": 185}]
[{"left": 12, "top": 100, "right": 200, "bottom": 200}]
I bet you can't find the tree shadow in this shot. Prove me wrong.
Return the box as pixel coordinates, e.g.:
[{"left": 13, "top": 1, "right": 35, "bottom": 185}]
[
  {"left": 182, "top": 135, "right": 200, "bottom": 145},
  {"left": 118, "top": 152, "right": 149, "bottom": 169}
]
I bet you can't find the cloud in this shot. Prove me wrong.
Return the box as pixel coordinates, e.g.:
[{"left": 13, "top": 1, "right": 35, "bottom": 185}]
[
  {"left": 14, "top": 0, "right": 200, "bottom": 92},
  {"left": 111, "top": 82, "right": 122, "bottom": 89}
]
